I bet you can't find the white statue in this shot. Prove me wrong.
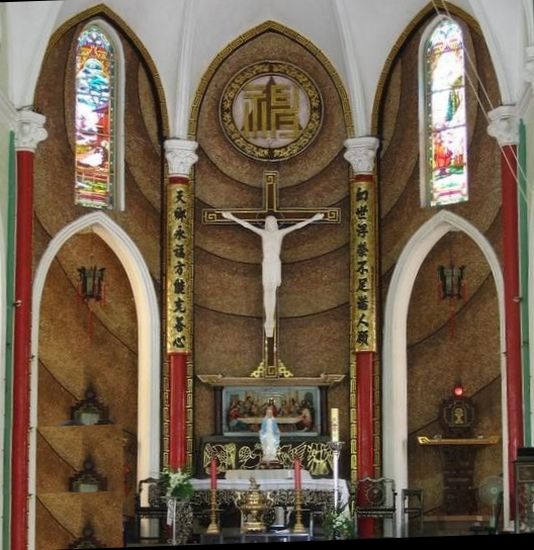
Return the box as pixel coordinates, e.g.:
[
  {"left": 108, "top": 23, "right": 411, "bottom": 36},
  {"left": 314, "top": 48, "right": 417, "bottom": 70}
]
[
  {"left": 221, "top": 211, "right": 324, "bottom": 337},
  {"left": 259, "top": 405, "right": 280, "bottom": 462}
]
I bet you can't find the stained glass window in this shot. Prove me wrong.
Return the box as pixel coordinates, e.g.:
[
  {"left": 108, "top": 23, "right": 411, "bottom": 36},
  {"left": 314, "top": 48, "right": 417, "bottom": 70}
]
[
  {"left": 423, "top": 18, "right": 468, "bottom": 207},
  {"left": 75, "top": 24, "right": 115, "bottom": 209}
]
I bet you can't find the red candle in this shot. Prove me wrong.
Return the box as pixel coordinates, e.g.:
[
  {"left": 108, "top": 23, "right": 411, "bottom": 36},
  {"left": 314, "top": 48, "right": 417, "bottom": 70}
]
[
  {"left": 210, "top": 458, "right": 217, "bottom": 491},
  {"left": 294, "top": 458, "right": 301, "bottom": 491}
]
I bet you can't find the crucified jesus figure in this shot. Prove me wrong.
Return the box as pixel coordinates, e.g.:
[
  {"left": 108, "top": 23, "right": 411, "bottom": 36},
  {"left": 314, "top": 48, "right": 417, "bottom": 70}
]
[{"left": 222, "top": 211, "right": 324, "bottom": 338}]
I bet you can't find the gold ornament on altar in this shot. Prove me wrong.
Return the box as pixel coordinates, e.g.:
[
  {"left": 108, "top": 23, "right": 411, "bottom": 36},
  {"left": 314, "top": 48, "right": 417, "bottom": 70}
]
[{"left": 234, "top": 477, "right": 273, "bottom": 533}]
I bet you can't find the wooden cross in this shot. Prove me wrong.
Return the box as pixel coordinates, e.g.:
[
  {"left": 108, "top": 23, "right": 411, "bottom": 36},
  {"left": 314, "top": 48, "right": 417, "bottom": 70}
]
[
  {"left": 202, "top": 171, "right": 341, "bottom": 225},
  {"left": 202, "top": 170, "right": 340, "bottom": 378}
]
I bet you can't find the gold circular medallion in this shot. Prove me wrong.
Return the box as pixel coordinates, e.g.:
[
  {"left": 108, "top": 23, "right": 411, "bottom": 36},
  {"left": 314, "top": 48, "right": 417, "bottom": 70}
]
[{"left": 220, "top": 61, "right": 323, "bottom": 161}]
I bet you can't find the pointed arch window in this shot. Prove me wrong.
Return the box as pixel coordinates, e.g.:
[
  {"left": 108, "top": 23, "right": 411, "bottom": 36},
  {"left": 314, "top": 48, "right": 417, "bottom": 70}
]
[
  {"left": 75, "top": 21, "right": 124, "bottom": 210},
  {"left": 420, "top": 17, "right": 468, "bottom": 207}
]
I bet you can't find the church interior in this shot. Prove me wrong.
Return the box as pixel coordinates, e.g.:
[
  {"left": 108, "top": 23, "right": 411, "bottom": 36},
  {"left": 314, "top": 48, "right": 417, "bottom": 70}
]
[{"left": 1, "top": 0, "right": 534, "bottom": 547}]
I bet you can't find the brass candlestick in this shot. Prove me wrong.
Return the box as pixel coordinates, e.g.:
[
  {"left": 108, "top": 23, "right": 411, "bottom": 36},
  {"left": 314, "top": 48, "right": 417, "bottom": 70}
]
[
  {"left": 206, "top": 489, "right": 220, "bottom": 534},
  {"left": 292, "top": 488, "right": 306, "bottom": 534}
]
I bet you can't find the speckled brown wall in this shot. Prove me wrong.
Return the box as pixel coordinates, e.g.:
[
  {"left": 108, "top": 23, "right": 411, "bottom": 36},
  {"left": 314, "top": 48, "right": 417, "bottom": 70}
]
[
  {"left": 33, "top": 12, "right": 163, "bottom": 548},
  {"left": 192, "top": 28, "right": 352, "bottom": 454},
  {"left": 378, "top": 11, "right": 503, "bottom": 514}
]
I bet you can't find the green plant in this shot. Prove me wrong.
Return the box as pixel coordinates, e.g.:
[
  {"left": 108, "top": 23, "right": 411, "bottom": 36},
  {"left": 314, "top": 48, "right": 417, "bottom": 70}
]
[
  {"left": 160, "top": 466, "right": 194, "bottom": 499},
  {"left": 321, "top": 503, "right": 357, "bottom": 540}
]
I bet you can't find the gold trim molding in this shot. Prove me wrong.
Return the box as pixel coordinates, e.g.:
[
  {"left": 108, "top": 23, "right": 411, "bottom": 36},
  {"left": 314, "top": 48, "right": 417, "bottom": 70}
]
[{"left": 197, "top": 373, "right": 345, "bottom": 387}]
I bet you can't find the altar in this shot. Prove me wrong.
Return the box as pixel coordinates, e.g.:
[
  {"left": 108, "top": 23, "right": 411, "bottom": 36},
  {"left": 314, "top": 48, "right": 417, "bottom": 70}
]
[
  {"left": 190, "top": 470, "right": 350, "bottom": 521},
  {"left": 191, "top": 470, "right": 349, "bottom": 505}
]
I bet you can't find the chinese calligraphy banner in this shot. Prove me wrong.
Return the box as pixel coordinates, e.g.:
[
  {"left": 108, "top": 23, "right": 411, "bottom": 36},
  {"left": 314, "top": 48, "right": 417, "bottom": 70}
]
[{"left": 351, "top": 177, "right": 376, "bottom": 352}]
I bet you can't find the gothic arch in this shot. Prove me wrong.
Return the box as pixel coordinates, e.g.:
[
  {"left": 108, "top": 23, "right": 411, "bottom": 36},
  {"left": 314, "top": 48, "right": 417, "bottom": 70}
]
[
  {"left": 28, "top": 211, "right": 160, "bottom": 545},
  {"left": 382, "top": 209, "right": 508, "bottom": 534}
]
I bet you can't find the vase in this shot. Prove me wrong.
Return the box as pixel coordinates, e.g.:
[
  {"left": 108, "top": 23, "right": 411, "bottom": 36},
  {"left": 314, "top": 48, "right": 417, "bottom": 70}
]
[{"left": 166, "top": 497, "right": 193, "bottom": 545}]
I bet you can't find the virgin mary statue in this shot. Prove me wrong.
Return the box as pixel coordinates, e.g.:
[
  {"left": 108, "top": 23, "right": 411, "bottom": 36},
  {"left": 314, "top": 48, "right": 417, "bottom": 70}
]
[{"left": 260, "top": 405, "right": 280, "bottom": 462}]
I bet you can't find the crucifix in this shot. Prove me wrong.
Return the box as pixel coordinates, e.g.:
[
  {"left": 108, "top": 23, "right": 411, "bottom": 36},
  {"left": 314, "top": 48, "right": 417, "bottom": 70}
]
[{"left": 202, "top": 170, "right": 340, "bottom": 378}]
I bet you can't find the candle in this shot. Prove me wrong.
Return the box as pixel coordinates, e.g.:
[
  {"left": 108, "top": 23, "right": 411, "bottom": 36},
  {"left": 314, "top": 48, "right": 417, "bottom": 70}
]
[
  {"left": 294, "top": 458, "right": 302, "bottom": 490},
  {"left": 331, "top": 408, "right": 339, "bottom": 442},
  {"left": 210, "top": 457, "right": 217, "bottom": 491}
]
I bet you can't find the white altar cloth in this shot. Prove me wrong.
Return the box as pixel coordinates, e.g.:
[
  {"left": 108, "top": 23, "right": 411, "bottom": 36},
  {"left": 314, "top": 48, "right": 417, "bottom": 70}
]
[
  {"left": 191, "top": 475, "right": 350, "bottom": 506},
  {"left": 225, "top": 468, "right": 312, "bottom": 482}
]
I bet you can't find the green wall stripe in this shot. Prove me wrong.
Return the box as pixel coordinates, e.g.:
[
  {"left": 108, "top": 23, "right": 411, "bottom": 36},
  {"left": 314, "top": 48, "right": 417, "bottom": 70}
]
[
  {"left": 519, "top": 121, "right": 531, "bottom": 446},
  {"left": 3, "top": 130, "right": 16, "bottom": 549}
]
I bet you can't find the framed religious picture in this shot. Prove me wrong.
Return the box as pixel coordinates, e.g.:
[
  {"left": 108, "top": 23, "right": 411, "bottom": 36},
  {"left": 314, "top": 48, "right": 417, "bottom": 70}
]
[{"left": 222, "top": 386, "right": 320, "bottom": 437}]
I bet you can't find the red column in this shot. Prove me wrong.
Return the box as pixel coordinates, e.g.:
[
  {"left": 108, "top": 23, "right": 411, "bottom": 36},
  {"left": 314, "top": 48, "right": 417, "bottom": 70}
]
[
  {"left": 164, "top": 139, "right": 197, "bottom": 469},
  {"left": 488, "top": 107, "right": 523, "bottom": 521},
  {"left": 346, "top": 148, "right": 379, "bottom": 537},
  {"left": 11, "top": 112, "right": 47, "bottom": 550},
  {"left": 500, "top": 143, "right": 523, "bottom": 514},
  {"left": 356, "top": 350, "right": 375, "bottom": 537},
  {"left": 169, "top": 352, "right": 188, "bottom": 468},
  {"left": 11, "top": 150, "right": 34, "bottom": 550},
  {"left": 167, "top": 172, "right": 191, "bottom": 470}
]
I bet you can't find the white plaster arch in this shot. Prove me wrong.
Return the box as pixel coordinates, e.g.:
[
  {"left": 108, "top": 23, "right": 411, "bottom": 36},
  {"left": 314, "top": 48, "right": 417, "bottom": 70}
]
[
  {"left": 28, "top": 211, "right": 160, "bottom": 548},
  {"left": 382, "top": 209, "right": 508, "bottom": 535}
]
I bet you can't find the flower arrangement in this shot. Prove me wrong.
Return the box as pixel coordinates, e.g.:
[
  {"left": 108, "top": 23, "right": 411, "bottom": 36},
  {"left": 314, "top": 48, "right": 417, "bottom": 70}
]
[
  {"left": 160, "top": 466, "right": 194, "bottom": 500},
  {"left": 321, "top": 503, "right": 357, "bottom": 540}
]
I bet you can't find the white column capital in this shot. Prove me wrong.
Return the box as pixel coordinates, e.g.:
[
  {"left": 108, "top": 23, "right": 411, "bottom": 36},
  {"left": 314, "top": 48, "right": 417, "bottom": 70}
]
[
  {"left": 343, "top": 136, "right": 380, "bottom": 174},
  {"left": 164, "top": 138, "right": 198, "bottom": 177},
  {"left": 15, "top": 110, "right": 47, "bottom": 152},
  {"left": 487, "top": 105, "right": 519, "bottom": 146}
]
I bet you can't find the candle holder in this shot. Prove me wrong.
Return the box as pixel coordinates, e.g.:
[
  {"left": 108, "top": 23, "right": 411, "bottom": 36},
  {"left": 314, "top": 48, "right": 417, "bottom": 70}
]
[
  {"left": 327, "top": 441, "right": 345, "bottom": 509},
  {"left": 206, "top": 488, "right": 220, "bottom": 534},
  {"left": 292, "top": 488, "right": 307, "bottom": 534}
]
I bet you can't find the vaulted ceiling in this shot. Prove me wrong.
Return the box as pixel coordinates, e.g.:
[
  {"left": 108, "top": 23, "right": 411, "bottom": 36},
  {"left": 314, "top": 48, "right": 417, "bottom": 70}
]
[{"left": 3, "top": 0, "right": 531, "bottom": 136}]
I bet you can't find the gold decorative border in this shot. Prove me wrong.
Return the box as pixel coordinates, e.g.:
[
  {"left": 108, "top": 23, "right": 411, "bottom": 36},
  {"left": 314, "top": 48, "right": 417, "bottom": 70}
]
[
  {"left": 162, "top": 358, "right": 169, "bottom": 467},
  {"left": 186, "top": 358, "right": 194, "bottom": 471},
  {"left": 373, "top": 355, "right": 381, "bottom": 478},
  {"left": 203, "top": 441, "right": 334, "bottom": 476},
  {"left": 220, "top": 60, "right": 323, "bottom": 161},
  {"left": 349, "top": 359, "right": 357, "bottom": 485},
  {"left": 371, "top": 1, "right": 483, "bottom": 135},
  {"left": 46, "top": 3, "right": 169, "bottom": 138},
  {"left": 189, "top": 20, "right": 353, "bottom": 139}
]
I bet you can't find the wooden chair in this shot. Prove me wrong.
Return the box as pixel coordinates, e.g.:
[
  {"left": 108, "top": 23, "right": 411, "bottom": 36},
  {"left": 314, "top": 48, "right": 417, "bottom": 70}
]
[
  {"left": 354, "top": 477, "right": 397, "bottom": 537},
  {"left": 401, "top": 488, "right": 423, "bottom": 536},
  {"left": 134, "top": 477, "right": 167, "bottom": 543}
]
